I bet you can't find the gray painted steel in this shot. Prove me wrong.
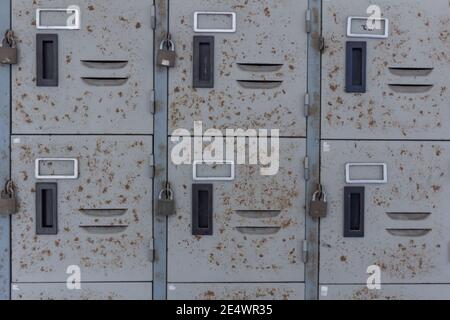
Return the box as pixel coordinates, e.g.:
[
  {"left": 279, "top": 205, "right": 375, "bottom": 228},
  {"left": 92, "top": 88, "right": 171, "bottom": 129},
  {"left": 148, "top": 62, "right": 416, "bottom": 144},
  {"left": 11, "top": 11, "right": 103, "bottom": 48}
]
[
  {"left": 0, "top": 0, "right": 11, "bottom": 301},
  {"left": 168, "top": 283, "right": 305, "bottom": 300},
  {"left": 153, "top": 0, "right": 169, "bottom": 300},
  {"left": 305, "top": 0, "right": 321, "bottom": 301},
  {"left": 168, "top": 0, "right": 308, "bottom": 138},
  {"left": 13, "top": 282, "right": 152, "bottom": 300},
  {"left": 322, "top": 0, "right": 450, "bottom": 140}
]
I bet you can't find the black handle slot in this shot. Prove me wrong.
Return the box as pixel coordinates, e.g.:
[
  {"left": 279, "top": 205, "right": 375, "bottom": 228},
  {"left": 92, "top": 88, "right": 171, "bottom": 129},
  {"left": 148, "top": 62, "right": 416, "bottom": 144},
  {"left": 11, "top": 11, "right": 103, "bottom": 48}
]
[
  {"left": 36, "top": 34, "right": 58, "bottom": 87},
  {"left": 36, "top": 183, "right": 58, "bottom": 235},
  {"left": 193, "top": 36, "right": 214, "bottom": 88},
  {"left": 345, "top": 42, "right": 366, "bottom": 93},
  {"left": 344, "top": 187, "right": 365, "bottom": 237},
  {"left": 192, "top": 184, "right": 213, "bottom": 235}
]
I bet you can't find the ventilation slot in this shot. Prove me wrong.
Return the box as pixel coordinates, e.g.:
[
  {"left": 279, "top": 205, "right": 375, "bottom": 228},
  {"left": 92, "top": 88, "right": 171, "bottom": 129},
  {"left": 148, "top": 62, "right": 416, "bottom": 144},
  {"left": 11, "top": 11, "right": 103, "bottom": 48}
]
[
  {"left": 81, "top": 77, "right": 129, "bottom": 86},
  {"left": 237, "top": 80, "right": 282, "bottom": 89},
  {"left": 80, "top": 209, "right": 127, "bottom": 217},
  {"left": 80, "top": 226, "right": 128, "bottom": 234},
  {"left": 236, "top": 210, "right": 281, "bottom": 219},
  {"left": 388, "top": 84, "right": 433, "bottom": 93},
  {"left": 236, "top": 227, "right": 281, "bottom": 235},
  {"left": 386, "top": 229, "right": 431, "bottom": 237},
  {"left": 389, "top": 67, "right": 433, "bottom": 77},
  {"left": 237, "top": 63, "right": 283, "bottom": 72},
  {"left": 387, "top": 212, "right": 431, "bottom": 221},
  {"left": 81, "top": 60, "right": 128, "bottom": 69}
]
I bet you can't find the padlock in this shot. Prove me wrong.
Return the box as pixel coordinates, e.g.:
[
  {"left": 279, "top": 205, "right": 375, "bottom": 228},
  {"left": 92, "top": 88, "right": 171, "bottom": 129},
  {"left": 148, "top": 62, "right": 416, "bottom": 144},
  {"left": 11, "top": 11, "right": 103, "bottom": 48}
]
[
  {"left": 0, "top": 181, "right": 17, "bottom": 216},
  {"left": 309, "top": 189, "right": 327, "bottom": 218},
  {"left": 157, "top": 39, "right": 176, "bottom": 68},
  {"left": 156, "top": 184, "right": 175, "bottom": 216},
  {"left": 0, "top": 30, "right": 18, "bottom": 65}
]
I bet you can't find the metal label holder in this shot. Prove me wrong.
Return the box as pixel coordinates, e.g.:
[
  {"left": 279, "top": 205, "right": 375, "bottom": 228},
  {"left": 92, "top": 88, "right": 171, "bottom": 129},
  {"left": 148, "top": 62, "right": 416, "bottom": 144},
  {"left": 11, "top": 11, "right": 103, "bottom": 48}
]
[
  {"left": 194, "top": 12, "right": 236, "bottom": 33},
  {"left": 345, "top": 163, "right": 388, "bottom": 184},
  {"left": 193, "top": 160, "right": 235, "bottom": 181},
  {"left": 36, "top": 8, "right": 81, "bottom": 30},
  {"left": 35, "top": 158, "right": 79, "bottom": 180},
  {"left": 347, "top": 17, "right": 389, "bottom": 39}
]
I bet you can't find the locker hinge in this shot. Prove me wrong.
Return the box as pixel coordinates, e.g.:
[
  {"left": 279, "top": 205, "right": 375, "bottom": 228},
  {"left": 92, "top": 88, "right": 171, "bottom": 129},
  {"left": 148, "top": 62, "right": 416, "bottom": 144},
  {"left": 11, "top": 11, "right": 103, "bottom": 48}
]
[
  {"left": 151, "top": 5, "right": 156, "bottom": 30},
  {"left": 304, "top": 93, "right": 310, "bottom": 117},
  {"left": 319, "top": 35, "right": 325, "bottom": 53},
  {"left": 150, "top": 89, "right": 155, "bottom": 114},
  {"left": 149, "top": 238, "right": 155, "bottom": 262},
  {"left": 301, "top": 239, "right": 308, "bottom": 263},
  {"left": 304, "top": 156, "right": 310, "bottom": 181},
  {"left": 305, "top": 9, "right": 312, "bottom": 33},
  {"left": 150, "top": 155, "right": 155, "bottom": 178}
]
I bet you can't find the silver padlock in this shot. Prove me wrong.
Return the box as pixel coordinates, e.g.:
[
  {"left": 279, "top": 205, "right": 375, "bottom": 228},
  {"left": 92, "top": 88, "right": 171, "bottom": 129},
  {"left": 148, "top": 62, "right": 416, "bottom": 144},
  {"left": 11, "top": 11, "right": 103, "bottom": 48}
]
[
  {"left": 309, "top": 188, "right": 327, "bottom": 218},
  {"left": 157, "top": 38, "right": 176, "bottom": 68},
  {"left": 0, "top": 30, "right": 18, "bottom": 65},
  {"left": 156, "top": 183, "right": 175, "bottom": 216},
  {"left": 0, "top": 180, "right": 17, "bottom": 216}
]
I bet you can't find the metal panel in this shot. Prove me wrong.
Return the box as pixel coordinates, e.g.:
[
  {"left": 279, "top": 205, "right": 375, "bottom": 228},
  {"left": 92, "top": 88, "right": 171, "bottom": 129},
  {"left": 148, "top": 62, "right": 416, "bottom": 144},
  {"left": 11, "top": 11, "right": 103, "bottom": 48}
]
[
  {"left": 0, "top": 0, "right": 11, "bottom": 301},
  {"left": 168, "top": 138, "right": 306, "bottom": 282},
  {"left": 13, "top": 283, "right": 152, "bottom": 300},
  {"left": 321, "top": 285, "right": 450, "bottom": 301},
  {"left": 320, "top": 141, "right": 450, "bottom": 284},
  {"left": 12, "top": 0, "right": 154, "bottom": 134},
  {"left": 168, "top": 0, "right": 309, "bottom": 137},
  {"left": 11, "top": 136, "right": 153, "bottom": 283},
  {"left": 322, "top": 0, "right": 450, "bottom": 140},
  {"left": 168, "top": 283, "right": 304, "bottom": 300}
]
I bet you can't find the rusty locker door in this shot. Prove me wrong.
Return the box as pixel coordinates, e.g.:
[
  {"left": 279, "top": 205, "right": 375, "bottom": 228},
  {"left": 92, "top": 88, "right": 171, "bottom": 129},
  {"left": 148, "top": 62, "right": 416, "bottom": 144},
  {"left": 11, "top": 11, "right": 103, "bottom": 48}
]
[
  {"left": 320, "top": 1, "right": 450, "bottom": 299},
  {"left": 10, "top": 1, "right": 154, "bottom": 299},
  {"left": 167, "top": 0, "right": 308, "bottom": 300}
]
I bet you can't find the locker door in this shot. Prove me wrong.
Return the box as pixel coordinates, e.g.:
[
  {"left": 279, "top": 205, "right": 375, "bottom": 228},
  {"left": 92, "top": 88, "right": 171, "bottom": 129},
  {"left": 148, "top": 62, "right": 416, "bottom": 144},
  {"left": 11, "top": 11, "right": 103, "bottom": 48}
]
[
  {"left": 167, "top": 0, "right": 308, "bottom": 300},
  {"left": 10, "top": 0, "right": 155, "bottom": 299}
]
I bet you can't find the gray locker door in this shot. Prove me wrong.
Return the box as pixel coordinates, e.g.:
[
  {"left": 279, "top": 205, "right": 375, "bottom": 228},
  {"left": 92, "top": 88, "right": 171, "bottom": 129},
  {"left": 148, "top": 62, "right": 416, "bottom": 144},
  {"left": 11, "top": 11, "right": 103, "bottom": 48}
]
[
  {"left": 322, "top": 0, "right": 450, "bottom": 140},
  {"left": 167, "top": 0, "right": 308, "bottom": 300},
  {"left": 10, "top": 1, "right": 154, "bottom": 299}
]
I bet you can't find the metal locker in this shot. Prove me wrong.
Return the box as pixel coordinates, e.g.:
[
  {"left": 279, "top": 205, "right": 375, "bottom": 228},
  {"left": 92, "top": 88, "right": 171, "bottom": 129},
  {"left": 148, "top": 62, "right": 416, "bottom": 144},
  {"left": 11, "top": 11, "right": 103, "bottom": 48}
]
[
  {"left": 320, "top": 141, "right": 450, "bottom": 285},
  {"left": 168, "top": 0, "right": 309, "bottom": 138},
  {"left": 167, "top": 138, "right": 306, "bottom": 297},
  {"left": 322, "top": 0, "right": 450, "bottom": 140}
]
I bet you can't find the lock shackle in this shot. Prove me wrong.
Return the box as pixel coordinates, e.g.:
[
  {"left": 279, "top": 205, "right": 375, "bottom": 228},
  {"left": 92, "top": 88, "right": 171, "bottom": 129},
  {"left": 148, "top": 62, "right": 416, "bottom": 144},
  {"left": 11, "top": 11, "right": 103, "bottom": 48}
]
[
  {"left": 159, "top": 188, "right": 173, "bottom": 200},
  {"left": 159, "top": 39, "right": 175, "bottom": 51},
  {"left": 312, "top": 190, "right": 326, "bottom": 202},
  {"left": 4, "top": 180, "right": 14, "bottom": 196},
  {"left": 2, "top": 30, "right": 16, "bottom": 48}
]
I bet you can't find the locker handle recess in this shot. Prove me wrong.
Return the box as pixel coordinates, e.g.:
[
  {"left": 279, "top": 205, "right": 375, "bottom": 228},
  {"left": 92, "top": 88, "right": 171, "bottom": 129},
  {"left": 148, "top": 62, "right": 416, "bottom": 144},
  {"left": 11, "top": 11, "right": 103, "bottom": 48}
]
[
  {"left": 192, "top": 184, "right": 213, "bottom": 236},
  {"left": 345, "top": 42, "right": 366, "bottom": 93},
  {"left": 36, "top": 183, "right": 58, "bottom": 235},
  {"left": 344, "top": 187, "right": 364, "bottom": 237},
  {"left": 193, "top": 36, "right": 214, "bottom": 88},
  {"left": 36, "top": 34, "right": 58, "bottom": 87}
]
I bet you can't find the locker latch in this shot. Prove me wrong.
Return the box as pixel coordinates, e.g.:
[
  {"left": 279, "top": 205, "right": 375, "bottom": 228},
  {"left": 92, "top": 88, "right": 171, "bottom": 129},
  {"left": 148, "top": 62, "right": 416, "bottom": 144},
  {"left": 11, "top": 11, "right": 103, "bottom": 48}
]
[
  {"left": 0, "top": 30, "right": 18, "bottom": 65},
  {"left": 0, "top": 180, "right": 17, "bottom": 216}
]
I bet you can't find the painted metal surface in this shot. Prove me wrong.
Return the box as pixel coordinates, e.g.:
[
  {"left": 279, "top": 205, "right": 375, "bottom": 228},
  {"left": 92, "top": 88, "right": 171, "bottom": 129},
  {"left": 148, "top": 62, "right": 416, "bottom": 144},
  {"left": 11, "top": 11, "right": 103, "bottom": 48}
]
[
  {"left": 321, "top": 285, "right": 450, "bottom": 301},
  {"left": 321, "top": 141, "right": 450, "bottom": 284},
  {"left": 168, "top": 0, "right": 308, "bottom": 138},
  {"left": 168, "top": 283, "right": 304, "bottom": 300},
  {"left": 12, "top": 0, "right": 154, "bottom": 134},
  {"left": 168, "top": 139, "right": 306, "bottom": 285},
  {"left": 11, "top": 136, "right": 154, "bottom": 283},
  {"left": 13, "top": 283, "right": 152, "bottom": 300},
  {"left": 153, "top": 0, "right": 169, "bottom": 300},
  {"left": 0, "top": 0, "right": 11, "bottom": 301},
  {"left": 322, "top": 0, "right": 450, "bottom": 140}
]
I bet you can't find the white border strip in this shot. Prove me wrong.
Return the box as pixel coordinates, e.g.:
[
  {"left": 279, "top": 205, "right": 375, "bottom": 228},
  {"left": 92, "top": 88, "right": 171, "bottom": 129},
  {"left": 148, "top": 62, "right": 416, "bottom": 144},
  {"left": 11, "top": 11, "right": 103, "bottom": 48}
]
[
  {"left": 193, "top": 160, "right": 235, "bottom": 181},
  {"left": 35, "top": 158, "right": 79, "bottom": 179},
  {"left": 194, "top": 12, "right": 236, "bottom": 33},
  {"left": 346, "top": 163, "right": 388, "bottom": 184},
  {"left": 347, "top": 17, "right": 389, "bottom": 39},
  {"left": 36, "top": 8, "right": 80, "bottom": 30}
]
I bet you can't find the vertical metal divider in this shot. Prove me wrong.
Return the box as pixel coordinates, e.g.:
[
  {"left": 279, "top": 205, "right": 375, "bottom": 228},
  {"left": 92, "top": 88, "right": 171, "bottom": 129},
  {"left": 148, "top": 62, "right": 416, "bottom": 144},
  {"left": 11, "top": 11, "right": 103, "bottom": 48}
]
[
  {"left": 0, "top": 0, "right": 12, "bottom": 301},
  {"left": 153, "top": 0, "right": 169, "bottom": 300},
  {"left": 305, "top": 0, "right": 322, "bottom": 300}
]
